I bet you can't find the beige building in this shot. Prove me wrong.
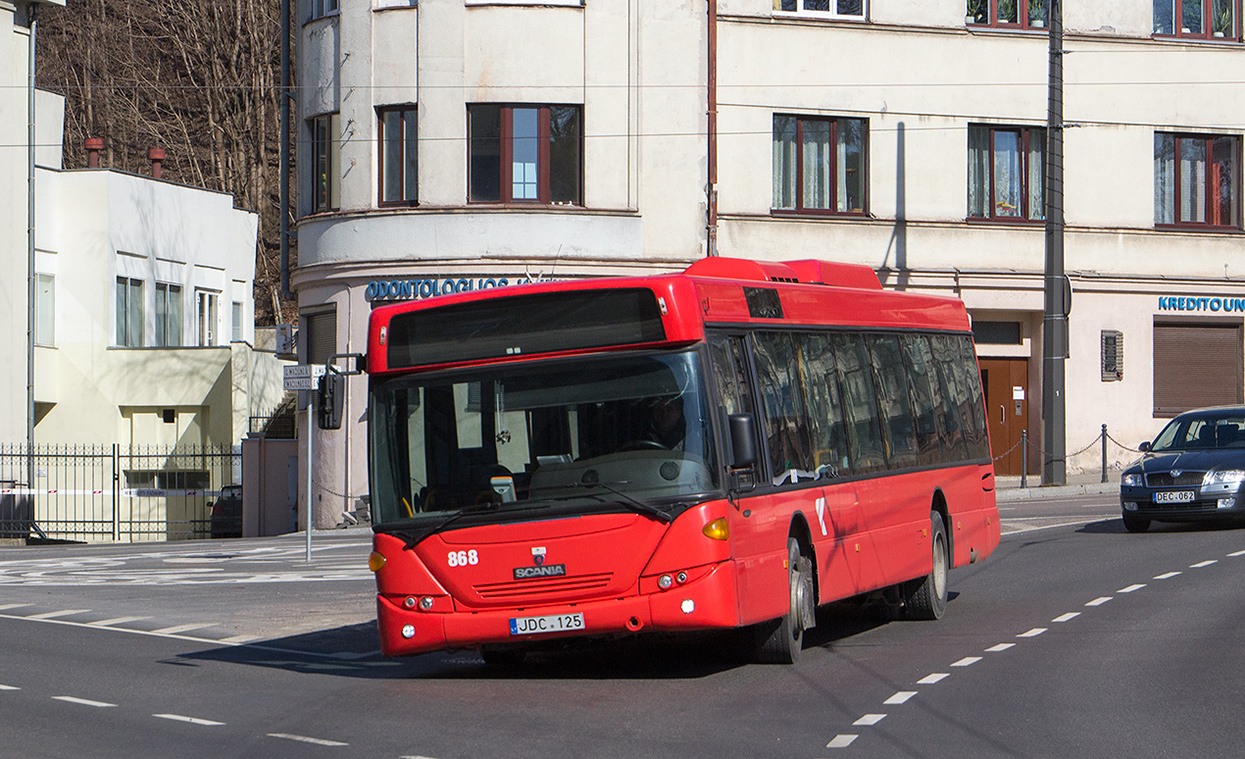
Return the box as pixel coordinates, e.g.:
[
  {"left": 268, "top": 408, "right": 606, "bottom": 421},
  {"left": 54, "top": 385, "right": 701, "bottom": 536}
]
[
  {"left": 293, "top": 0, "right": 1245, "bottom": 524},
  {"left": 4, "top": 0, "right": 286, "bottom": 464}
]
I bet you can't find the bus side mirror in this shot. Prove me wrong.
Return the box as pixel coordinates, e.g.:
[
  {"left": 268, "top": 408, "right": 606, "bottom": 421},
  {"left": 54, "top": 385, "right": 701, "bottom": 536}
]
[
  {"left": 729, "top": 413, "right": 758, "bottom": 469},
  {"left": 1139, "top": 441, "right": 1151, "bottom": 453}
]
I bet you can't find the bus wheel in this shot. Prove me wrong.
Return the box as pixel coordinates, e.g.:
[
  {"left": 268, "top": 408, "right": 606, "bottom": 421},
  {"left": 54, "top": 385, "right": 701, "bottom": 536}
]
[
  {"left": 904, "top": 511, "right": 949, "bottom": 621},
  {"left": 755, "top": 537, "right": 814, "bottom": 664}
]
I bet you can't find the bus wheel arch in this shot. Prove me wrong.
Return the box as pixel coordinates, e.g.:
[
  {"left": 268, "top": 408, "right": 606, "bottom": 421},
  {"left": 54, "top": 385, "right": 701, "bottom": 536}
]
[
  {"left": 753, "top": 522, "right": 816, "bottom": 664},
  {"left": 903, "top": 507, "right": 950, "bottom": 620},
  {"left": 930, "top": 488, "right": 954, "bottom": 564}
]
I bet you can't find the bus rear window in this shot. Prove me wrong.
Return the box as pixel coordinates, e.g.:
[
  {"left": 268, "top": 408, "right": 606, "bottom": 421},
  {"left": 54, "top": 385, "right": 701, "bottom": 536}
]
[{"left": 386, "top": 289, "right": 667, "bottom": 369}]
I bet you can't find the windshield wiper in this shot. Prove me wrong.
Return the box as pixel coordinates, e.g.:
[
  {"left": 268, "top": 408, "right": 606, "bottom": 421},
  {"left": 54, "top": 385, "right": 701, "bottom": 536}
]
[
  {"left": 398, "top": 500, "right": 549, "bottom": 549},
  {"left": 539, "top": 481, "right": 674, "bottom": 523}
]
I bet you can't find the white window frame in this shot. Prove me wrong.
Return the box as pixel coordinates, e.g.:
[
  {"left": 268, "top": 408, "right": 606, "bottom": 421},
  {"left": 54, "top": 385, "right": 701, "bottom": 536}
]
[
  {"left": 773, "top": 0, "right": 866, "bottom": 19},
  {"left": 35, "top": 273, "right": 54, "bottom": 347},
  {"left": 197, "top": 289, "right": 220, "bottom": 347},
  {"left": 116, "top": 276, "right": 143, "bottom": 348},
  {"left": 155, "top": 282, "right": 183, "bottom": 348}
]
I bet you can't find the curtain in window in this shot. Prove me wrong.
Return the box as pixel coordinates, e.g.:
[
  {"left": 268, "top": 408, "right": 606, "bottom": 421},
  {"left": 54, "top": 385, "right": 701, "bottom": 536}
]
[
  {"left": 967, "top": 126, "right": 990, "bottom": 217},
  {"left": 803, "top": 120, "right": 832, "bottom": 210},
  {"left": 1155, "top": 134, "right": 1176, "bottom": 224},
  {"left": 1027, "top": 130, "right": 1045, "bottom": 220},
  {"left": 993, "top": 131, "right": 1022, "bottom": 217},
  {"left": 838, "top": 119, "right": 865, "bottom": 213},
  {"left": 772, "top": 116, "right": 797, "bottom": 209},
  {"left": 1211, "top": 136, "right": 1237, "bottom": 226},
  {"left": 1181, "top": 137, "right": 1207, "bottom": 223}
]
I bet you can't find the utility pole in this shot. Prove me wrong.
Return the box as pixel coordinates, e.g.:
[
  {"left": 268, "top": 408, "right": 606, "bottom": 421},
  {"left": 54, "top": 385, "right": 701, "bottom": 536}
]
[{"left": 1043, "top": 0, "right": 1067, "bottom": 486}]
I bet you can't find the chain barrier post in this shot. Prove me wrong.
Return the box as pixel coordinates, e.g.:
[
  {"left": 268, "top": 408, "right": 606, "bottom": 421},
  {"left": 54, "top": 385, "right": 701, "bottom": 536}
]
[
  {"left": 1021, "top": 430, "right": 1029, "bottom": 489},
  {"left": 1101, "top": 424, "right": 1108, "bottom": 483}
]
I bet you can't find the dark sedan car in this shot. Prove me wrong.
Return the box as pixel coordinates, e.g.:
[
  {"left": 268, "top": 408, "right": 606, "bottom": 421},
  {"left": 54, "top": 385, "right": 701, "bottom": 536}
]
[
  {"left": 209, "top": 484, "right": 243, "bottom": 538},
  {"left": 1120, "top": 406, "right": 1245, "bottom": 532}
]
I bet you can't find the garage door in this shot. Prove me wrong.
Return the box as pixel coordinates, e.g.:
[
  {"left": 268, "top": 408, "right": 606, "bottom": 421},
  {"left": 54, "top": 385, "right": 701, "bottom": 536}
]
[{"left": 1153, "top": 322, "right": 1243, "bottom": 416}]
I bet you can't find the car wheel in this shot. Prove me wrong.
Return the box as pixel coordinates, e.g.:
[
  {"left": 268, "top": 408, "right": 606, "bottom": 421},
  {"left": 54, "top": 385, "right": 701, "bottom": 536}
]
[{"left": 1122, "top": 514, "right": 1151, "bottom": 533}]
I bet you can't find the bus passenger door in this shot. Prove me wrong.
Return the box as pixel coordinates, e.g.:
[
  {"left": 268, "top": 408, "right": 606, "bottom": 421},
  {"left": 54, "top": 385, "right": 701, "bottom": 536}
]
[{"left": 812, "top": 484, "right": 870, "bottom": 601}]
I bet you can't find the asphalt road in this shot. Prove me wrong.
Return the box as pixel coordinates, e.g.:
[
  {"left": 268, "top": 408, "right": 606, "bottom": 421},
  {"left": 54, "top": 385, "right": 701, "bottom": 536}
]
[{"left": 3, "top": 493, "right": 1244, "bottom": 758}]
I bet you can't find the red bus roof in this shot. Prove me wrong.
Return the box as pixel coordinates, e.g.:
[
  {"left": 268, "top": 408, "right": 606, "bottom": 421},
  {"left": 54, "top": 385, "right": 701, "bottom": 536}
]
[{"left": 366, "top": 258, "right": 971, "bottom": 375}]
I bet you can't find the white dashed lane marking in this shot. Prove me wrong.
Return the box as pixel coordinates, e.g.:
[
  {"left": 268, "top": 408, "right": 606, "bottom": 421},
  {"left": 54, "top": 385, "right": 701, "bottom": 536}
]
[
  {"left": 1017, "top": 627, "right": 1048, "bottom": 637},
  {"left": 0, "top": 684, "right": 18, "bottom": 691},
  {"left": 917, "top": 673, "right": 949, "bottom": 684},
  {"left": 951, "top": 656, "right": 982, "bottom": 667},
  {"left": 826, "top": 735, "right": 858, "bottom": 749},
  {"left": 986, "top": 643, "right": 1015, "bottom": 652},
  {"left": 883, "top": 691, "right": 917, "bottom": 705},
  {"left": 27, "top": 609, "right": 90, "bottom": 620},
  {"left": 53, "top": 696, "right": 116, "bottom": 708},
  {"left": 1118, "top": 584, "right": 1146, "bottom": 594},
  {"left": 1052, "top": 613, "right": 1080, "bottom": 623},
  {"left": 1155, "top": 571, "right": 1181, "bottom": 580},
  {"left": 268, "top": 733, "right": 349, "bottom": 747},
  {"left": 853, "top": 714, "right": 886, "bottom": 726},
  {"left": 154, "top": 713, "right": 225, "bottom": 727},
  {"left": 1086, "top": 597, "right": 1112, "bottom": 607},
  {"left": 1190, "top": 560, "right": 1217, "bottom": 568}
]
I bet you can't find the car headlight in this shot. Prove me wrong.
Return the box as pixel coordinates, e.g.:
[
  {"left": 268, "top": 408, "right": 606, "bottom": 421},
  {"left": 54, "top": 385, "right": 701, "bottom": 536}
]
[
  {"left": 1204, "top": 470, "right": 1245, "bottom": 486},
  {"left": 1121, "top": 473, "right": 1143, "bottom": 487}
]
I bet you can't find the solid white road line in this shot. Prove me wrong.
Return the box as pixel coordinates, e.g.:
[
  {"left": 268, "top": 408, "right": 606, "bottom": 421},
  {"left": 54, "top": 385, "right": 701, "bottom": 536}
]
[
  {"left": 154, "top": 713, "right": 225, "bottom": 727},
  {"left": 53, "top": 696, "right": 116, "bottom": 708},
  {"left": 268, "top": 733, "right": 348, "bottom": 747}
]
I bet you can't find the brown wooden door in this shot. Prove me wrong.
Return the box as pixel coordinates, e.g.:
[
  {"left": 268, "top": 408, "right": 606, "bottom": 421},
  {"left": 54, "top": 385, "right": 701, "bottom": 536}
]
[{"left": 979, "top": 358, "right": 1029, "bottom": 476}]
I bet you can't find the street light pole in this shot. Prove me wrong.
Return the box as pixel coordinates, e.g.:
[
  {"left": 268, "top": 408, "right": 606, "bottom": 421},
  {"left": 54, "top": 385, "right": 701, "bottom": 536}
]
[{"left": 1043, "top": 0, "right": 1067, "bottom": 486}]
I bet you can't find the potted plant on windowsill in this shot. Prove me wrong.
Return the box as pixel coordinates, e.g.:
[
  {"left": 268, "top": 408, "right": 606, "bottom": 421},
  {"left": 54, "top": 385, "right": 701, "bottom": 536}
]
[
  {"left": 1029, "top": 0, "right": 1047, "bottom": 28},
  {"left": 1213, "top": 5, "right": 1232, "bottom": 37},
  {"left": 966, "top": 0, "right": 986, "bottom": 25}
]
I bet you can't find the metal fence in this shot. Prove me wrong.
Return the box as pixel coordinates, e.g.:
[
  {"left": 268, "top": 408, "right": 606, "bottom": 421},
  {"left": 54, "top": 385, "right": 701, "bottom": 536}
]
[{"left": 0, "top": 443, "right": 240, "bottom": 543}]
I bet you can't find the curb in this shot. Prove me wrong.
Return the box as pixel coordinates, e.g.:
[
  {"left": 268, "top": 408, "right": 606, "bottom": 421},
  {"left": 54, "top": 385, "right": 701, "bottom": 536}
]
[{"left": 996, "top": 481, "right": 1118, "bottom": 502}]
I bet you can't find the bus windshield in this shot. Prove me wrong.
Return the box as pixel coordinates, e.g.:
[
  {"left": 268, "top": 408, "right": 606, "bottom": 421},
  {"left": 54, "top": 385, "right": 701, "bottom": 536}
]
[{"left": 369, "top": 350, "right": 719, "bottom": 528}]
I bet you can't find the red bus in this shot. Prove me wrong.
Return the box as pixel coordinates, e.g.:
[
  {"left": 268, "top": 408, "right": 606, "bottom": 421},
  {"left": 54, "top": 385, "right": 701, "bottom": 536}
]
[{"left": 365, "top": 257, "right": 999, "bottom": 663}]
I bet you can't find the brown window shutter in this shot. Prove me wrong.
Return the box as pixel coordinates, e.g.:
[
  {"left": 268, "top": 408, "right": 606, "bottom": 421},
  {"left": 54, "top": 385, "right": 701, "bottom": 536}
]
[{"left": 1153, "top": 323, "right": 1243, "bottom": 416}]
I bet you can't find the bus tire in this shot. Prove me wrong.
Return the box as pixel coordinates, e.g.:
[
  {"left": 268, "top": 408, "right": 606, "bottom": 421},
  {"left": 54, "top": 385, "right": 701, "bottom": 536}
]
[
  {"left": 904, "top": 510, "right": 949, "bottom": 621},
  {"left": 481, "top": 647, "right": 527, "bottom": 667},
  {"left": 754, "top": 537, "right": 814, "bottom": 664}
]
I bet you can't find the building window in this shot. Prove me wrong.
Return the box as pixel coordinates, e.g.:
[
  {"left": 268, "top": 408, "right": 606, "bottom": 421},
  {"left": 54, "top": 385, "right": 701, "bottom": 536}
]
[
  {"left": 232, "top": 302, "right": 244, "bottom": 342},
  {"left": 35, "top": 274, "right": 54, "bottom": 347},
  {"left": 379, "top": 106, "right": 417, "bottom": 205},
  {"left": 468, "top": 104, "right": 583, "bottom": 205},
  {"left": 1154, "top": 0, "right": 1237, "bottom": 39},
  {"left": 968, "top": 125, "right": 1046, "bottom": 222},
  {"left": 116, "top": 277, "right": 143, "bottom": 347},
  {"left": 774, "top": 0, "right": 865, "bottom": 18},
  {"left": 1154, "top": 322, "right": 1243, "bottom": 415},
  {"left": 303, "top": 309, "right": 337, "bottom": 365},
  {"left": 311, "top": 0, "right": 339, "bottom": 21},
  {"left": 311, "top": 113, "right": 341, "bottom": 213},
  {"left": 1155, "top": 133, "right": 1239, "bottom": 228},
  {"left": 1101, "top": 330, "right": 1124, "bottom": 382},
  {"left": 772, "top": 114, "right": 867, "bottom": 215},
  {"left": 967, "top": 0, "right": 1049, "bottom": 29},
  {"left": 155, "top": 283, "right": 182, "bottom": 348},
  {"left": 197, "top": 290, "right": 219, "bottom": 347}
]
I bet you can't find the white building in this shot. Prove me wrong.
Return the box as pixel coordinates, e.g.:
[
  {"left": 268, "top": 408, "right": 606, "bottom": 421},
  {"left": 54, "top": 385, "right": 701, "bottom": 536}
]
[
  {"left": 293, "top": 0, "right": 1245, "bottom": 523},
  {"left": 4, "top": 0, "right": 286, "bottom": 454}
]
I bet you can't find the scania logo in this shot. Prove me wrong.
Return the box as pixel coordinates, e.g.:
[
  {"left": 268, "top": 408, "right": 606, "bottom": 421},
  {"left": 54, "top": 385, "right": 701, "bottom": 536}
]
[
  {"left": 531, "top": 546, "right": 547, "bottom": 566},
  {"left": 514, "top": 564, "right": 567, "bottom": 580}
]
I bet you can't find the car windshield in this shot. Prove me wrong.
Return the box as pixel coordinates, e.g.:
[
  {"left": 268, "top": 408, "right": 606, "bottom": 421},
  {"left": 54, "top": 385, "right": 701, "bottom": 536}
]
[
  {"left": 368, "top": 350, "right": 719, "bottom": 528},
  {"left": 1150, "top": 413, "right": 1245, "bottom": 452}
]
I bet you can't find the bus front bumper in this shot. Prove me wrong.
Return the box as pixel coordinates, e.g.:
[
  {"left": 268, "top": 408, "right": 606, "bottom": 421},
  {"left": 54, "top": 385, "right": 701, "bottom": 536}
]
[{"left": 376, "top": 561, "right": 740, "bottom": 657}]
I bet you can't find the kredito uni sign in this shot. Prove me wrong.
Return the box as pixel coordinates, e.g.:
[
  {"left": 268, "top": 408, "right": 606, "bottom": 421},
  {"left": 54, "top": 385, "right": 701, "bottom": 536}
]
[
  {"left": 1158, "top": 296, "right": 1245, "bottom": 314},
  {"left": 365, "top": 276, "right": 536, "bottom": 303}
]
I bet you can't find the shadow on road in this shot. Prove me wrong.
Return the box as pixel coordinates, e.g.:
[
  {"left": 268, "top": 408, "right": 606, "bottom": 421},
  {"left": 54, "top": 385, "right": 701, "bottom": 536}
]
[{"left": 175, "top": 598, "right": 925, "bottom": 681}]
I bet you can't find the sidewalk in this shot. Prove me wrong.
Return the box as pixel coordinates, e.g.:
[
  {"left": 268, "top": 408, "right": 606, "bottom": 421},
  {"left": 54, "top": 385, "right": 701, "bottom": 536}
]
[{"left": 995, "top": 469, "right": 1119, "bottom": 502}]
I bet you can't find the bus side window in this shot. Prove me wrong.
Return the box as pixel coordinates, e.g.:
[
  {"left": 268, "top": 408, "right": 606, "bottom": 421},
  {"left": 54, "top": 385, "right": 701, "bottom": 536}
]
[
  {"left": 707, "top": 334, "right": 758, "bottom": 469},
  {"left": 901, "top": 334, "right": 950, "bottom": 467},
  {"left": 833, "top": 334, "right": 887, "bottom": 474},
  {"left": 753, "top": 332, "right": 815, "bottom": 483},
  {"left": 799, "top": 333, "right": 849, "bottom": 477},
  {"left": 956, "top": 336, "right": 992, "bottom": 460},
  {"left": 867, "top": 335, "right": 919, "bottom": 470},
  {"left": 929, "top": 335, "right": 971, "bottom": 463}
]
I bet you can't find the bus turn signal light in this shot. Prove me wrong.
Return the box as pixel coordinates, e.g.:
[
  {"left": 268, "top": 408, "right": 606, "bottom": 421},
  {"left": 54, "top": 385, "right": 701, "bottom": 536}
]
[
  {"left": 702, "top": 517, "right": 729, "bottom": 541},
  {"left": 368, "top": 551, "right": 387, "bottom": 572}
]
